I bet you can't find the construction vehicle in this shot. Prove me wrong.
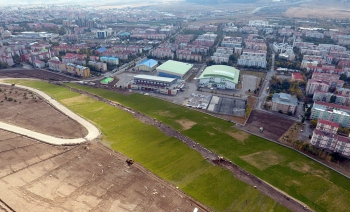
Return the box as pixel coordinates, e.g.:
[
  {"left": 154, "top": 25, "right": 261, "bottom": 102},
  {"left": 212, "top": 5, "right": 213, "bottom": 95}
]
[{"left": 126, "top": 158, "right": 134, "bottom": 165}]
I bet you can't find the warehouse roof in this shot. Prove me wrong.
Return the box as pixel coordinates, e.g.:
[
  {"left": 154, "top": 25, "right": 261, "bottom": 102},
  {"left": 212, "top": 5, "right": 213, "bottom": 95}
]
[
  {"left": 199, "top": 65, "right": 240, "bottom": 84},
  {"left": 134, "top": 74, "right": 176, "bottom": 83},
  {"left": 136, "top": 59, "right": 158, "bottom": 68},
  {"left": 156, "top": 60, "right": 193, "bottom": 75}
]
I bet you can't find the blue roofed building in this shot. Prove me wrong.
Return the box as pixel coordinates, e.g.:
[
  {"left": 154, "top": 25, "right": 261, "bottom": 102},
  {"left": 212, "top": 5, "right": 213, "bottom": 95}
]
[
  {"left": 136, "top": 59, "right": 158, "bottom": 72},
  {"left": 96, "top": 47, "right": 107, "bottom": 54},
  {"left": 271, "top": 93, "right": 298, "bottom": 114}
]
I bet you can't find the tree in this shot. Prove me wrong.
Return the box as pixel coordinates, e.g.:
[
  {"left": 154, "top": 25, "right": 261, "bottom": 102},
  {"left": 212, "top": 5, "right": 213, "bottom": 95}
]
[
  {"left": 310, "top": 119, "right": 318, "bottom": 129},
  {"left": 330, "top": 95, "right": 337, "bottom": 103},
  {"left": 337, "top": 127, "right": 350, "bottom": 136},
  {"left": 340, "top": 73, "right": 347, "bottom": 81}
]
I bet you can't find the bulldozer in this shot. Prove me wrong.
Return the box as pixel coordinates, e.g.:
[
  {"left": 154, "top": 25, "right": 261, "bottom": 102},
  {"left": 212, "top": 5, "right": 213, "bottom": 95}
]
[{"left": 126, "top": 158, "right": 134, "bottom": 165}]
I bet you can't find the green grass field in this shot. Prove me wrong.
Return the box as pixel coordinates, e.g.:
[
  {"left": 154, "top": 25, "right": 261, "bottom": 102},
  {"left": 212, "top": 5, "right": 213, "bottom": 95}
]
[
  {"left": 54, "top": 82, "right": 350, "bottom": 212},
  {"left": 11, "top": 80, "right": 289, "bottom": 212}
]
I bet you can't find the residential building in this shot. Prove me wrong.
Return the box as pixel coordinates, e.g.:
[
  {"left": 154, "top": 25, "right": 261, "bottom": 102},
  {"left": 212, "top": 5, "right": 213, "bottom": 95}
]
[
  {"left": 311, "top": 101, "right": 350, "bottom": 127},
  {"left": 248, "top": 20, "right": 268, "bottom": 27},
  {"left": 88, "top": 61, "right": 107, "bottom": 72},
  {"left": 316, "top": 119, "right": 340, "bottom": 134},
  {"left": 306, "top": 79, "right": 330, "bottom": 95},
  {"left": 152, "top": 48, "right": 174, "bottom": 59},
  {"left": 221, "top": 36, "right": 242, "bottom": 48},
  {"left": 100, "top": 56, "right": 119, "bottom": 65},
  {"left": 48, "top": 57, "right": 66, "bottom": 72},
  {"left": 271, "top": 93, "right": 298, "bottom": 114},
  {"left": 237, "top": 49, "right": 267, "bottom": 68},
  {"left": 65, "top": 63, "right": 90, "bottom": 78},
  {"left": 310, "top": 120, "right": 350, "bottom": 157},
  {"left": 34, "top": 60, "right": 45, "bottom": 68},
  {"left": 313, "top": 90, "right": 349, "bottom": 105}
]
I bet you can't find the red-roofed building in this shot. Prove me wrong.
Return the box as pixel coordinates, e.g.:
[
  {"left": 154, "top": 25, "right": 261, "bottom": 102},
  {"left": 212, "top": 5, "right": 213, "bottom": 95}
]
[
  {"left": 34, "top": 60, "right": 45, "bottom": 68},
  {"left": 311, "top": 122, "right": 350, "bottom": 157},
  {"left": 291, "top": 73, "right": 304, "bottom": 81},
  {"left": 316, "top": 119, "right": 339, "bottom": 134}
]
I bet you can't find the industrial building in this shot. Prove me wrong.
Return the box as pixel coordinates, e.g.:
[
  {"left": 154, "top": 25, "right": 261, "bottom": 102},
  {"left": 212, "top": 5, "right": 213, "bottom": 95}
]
[
  {"left": 198, "top": 65, "right": 240, "bottom": 89},
  {"left": 135, "top": 59, "right": 158, "bottom": 72},
  {"left": 156, "top": 60, "right": 193, "bottom": 79},
  {"left": 126, "top": 74, "right": 185, "bottom": 95}
]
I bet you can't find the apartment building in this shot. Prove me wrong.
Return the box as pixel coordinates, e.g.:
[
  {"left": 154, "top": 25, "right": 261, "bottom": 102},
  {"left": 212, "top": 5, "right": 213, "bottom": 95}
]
[
  {"left": 271, "top": 93, "right": 298, "bottom": 114},
  {"left": 313, "top": 90, "right": 349, "bottom": 105},
  {"left": 310, "top": 120, "right": 350, "bottom": 157},
  {"left": 311, "top": 101, "right": 350, "bottom": 127},
  {"left": 151, "top": 48, "right": 174, "bottom": 59},
  {"left": 237, "top": 49, "right": 267, "bottom": 68},
  {"left": 66, "top": 63, "right": 90, "bottom": 78},
  {"left": 306, "top": 80, "right": 330, "bottom": 95},
  {"left": 221, "top": 36, "right": 242, "bottom": 48}
]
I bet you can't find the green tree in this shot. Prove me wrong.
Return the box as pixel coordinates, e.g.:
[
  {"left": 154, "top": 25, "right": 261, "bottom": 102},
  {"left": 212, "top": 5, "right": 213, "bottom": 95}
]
[
  {"left": 330, "top": 95, "right": 337, "bottom": 103},
  {"left": 310, "top": 119, "right": 318, "bottom": 129}
]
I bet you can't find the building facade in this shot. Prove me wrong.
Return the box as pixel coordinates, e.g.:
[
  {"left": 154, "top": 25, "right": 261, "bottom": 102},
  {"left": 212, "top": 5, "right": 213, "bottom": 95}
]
[{"left": 271, "top": 93, "right": 298, "bottom": 114}]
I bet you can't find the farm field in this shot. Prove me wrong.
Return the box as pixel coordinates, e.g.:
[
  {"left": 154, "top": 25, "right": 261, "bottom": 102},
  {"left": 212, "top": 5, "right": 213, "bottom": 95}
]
[
  {"left": 54, "top": 82, "right": 350, "bottom": 212},
  {"left": 7, "top": 80, "right": 288, "bottom": 212}
]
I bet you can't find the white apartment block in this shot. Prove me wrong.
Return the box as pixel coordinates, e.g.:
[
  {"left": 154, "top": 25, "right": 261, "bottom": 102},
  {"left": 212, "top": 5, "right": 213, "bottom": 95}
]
[
  {"left": 221, "top": 36, "right": 242, "bottom": 48},
  {"left": 151, "top": 48, "right": 174, "bottom": 59},
  {"left": 248, "top": 20, "right": 268, "bottom": 27},
  {"left": 237, "top": 49, "right": 267, "bottom": 68},
  {"left": 306, "top": 79, "right": 330, "bottom": 95},
  {"left": 311, "top": 120, "right": 350, "bottom": 157}
]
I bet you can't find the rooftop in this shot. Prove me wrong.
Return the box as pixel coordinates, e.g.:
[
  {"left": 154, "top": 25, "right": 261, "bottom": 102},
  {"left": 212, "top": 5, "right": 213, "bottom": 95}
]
[
  {"left": 314, "top": 101, "right": 350, "bottom": 112},
  {"left": 156, "top": 60, "right": 193, "bottom": 75},
  {"left": 199, "top": 65, "right": 240, "bottom": 84},
  {"left": 272, "top": 93, "right": 298, "bottom": 106},
  {"left": 136, "top": 59, "right": 158, "bottom": 68},
  {"left": 134, "top": 74, "right": 177, "bottom": 83},
  {"left": 318, "top": 119, "right": 340, "bottom": 128}
]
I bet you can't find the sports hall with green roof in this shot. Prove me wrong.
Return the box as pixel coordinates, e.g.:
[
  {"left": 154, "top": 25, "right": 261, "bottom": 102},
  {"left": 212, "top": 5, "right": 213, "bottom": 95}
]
[{"left": 199, "top": 65, "right": 240, "bottom": 89}]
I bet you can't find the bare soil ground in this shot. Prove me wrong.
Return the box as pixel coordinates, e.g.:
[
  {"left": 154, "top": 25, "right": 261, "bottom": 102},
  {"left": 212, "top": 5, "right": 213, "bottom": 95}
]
[
  {"left": 0, "top": 130, "right": 206, "bottom": 212},
  {"left": 0, "top": 69, "right": 75, "bottom": 81},
  {"left": 279, "top": 123, "right": 302, "bottom": 145},
  {"left": 232, "top": 96, "right": 256, "bottom": 125},
  {"left": 239, "top": 110, "right": 295, "bottom": 141},
  {"left": 285, "top": 6, "right": 350, "bottom": 19},
  {"left": 0, "top": 84, "right": 88, "bottom": 139}
]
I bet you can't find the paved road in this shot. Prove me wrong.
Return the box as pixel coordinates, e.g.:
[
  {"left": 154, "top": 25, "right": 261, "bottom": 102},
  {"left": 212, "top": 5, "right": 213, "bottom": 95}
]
[{"left": 0, "top": 81, "right": 100, "bottom": 145}]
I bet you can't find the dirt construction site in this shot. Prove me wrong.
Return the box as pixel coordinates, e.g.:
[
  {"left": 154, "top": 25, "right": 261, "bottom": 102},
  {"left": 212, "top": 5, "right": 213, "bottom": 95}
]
[
  {"left": 0, "top": 83, "right": 206, "bottom": 212},
  {"left": 0, "top": 131, "right": 202, "bottom": 212},
  {"left": 239, "top": 110, "right": 295, "bottom": 141}
]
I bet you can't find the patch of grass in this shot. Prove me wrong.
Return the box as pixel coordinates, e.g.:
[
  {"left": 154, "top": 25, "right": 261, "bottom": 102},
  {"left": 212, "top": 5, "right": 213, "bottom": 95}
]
[
  {"left": 58, "top": 83, "right": 350, "bottom": 212},
  {"left": 240, "top": 70, "right": 267, "bottom": 79},
  {"left": 13, "top": 80, "right": 288, "bottom": 212}
]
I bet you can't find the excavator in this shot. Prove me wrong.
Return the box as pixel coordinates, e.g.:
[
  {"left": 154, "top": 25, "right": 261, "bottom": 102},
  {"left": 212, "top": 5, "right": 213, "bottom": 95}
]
[{"left": 126, "top": 158, "right": 134, "bottom": 165}]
